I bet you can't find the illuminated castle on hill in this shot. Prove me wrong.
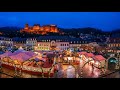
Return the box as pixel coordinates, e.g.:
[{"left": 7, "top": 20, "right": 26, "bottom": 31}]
[{"left": 20, "top": 24, "right": 60, "bottom": 35}]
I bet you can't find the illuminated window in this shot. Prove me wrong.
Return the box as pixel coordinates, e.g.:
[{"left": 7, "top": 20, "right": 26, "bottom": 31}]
[
  {"left": 113, "top": 44, "right": 115, "bottom": 47},
  {"left": 116, "top": 44, "right": 118, "bottom": 47}
]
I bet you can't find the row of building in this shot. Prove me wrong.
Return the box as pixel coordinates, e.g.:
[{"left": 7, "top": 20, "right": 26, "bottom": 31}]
[{"left": 0, "top": 36, "right": 120, "bottom": 52}]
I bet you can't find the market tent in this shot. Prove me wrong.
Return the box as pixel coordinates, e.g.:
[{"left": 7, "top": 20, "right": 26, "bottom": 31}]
[
  {"left": 9, "top": 53, "right": 32, "bottom": 62},
  {"left": 85, "top": 53, "right": 94, "bottom": 58},
  {"left": 13, "top": 49, "right": 26, "bottom": 55},
  {"left": 0, "top": 51, "right": 13, "bottom": 58},
  {"left": 23, "top": 51, "right": 37, "bottom": 57},
  {"left": 93, "top": 55, "right": 106, "bottom": 61},
  {"left": 34, "top": 56, "right": 47, "bottom": 62},
  {"left": 79, "top": 51, "right": 87, "bottom": 55}
]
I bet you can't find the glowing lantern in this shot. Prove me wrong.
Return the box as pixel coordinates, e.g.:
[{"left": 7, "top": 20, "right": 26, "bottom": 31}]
[{"left": 91, "top": 60, "right": 94, "bottom": 64}]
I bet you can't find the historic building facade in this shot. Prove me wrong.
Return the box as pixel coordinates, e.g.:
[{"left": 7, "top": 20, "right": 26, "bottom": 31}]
[
  {"left": 107, "top": 38, "right": 120, "bottom": 48},
  {"left": 0, "top": 37, "right": 13, "bottom": 47},
  {"left": 0, "top": 36, "right": 98, "bottom": 52},
  {"left": 20, "top": 24, "right": 59, "bottom": 35},
  {"left": 33, "top": 36, "right": 91, "bottom": 51},
  {"left": 106, "top": 38, "right": 120, "bottom": 53},
  {"left": 12, "top": 37, "right": 27, "bottom": 49},
  {"left": 35, "top": 40, "right": 69, "bottom": 51}
]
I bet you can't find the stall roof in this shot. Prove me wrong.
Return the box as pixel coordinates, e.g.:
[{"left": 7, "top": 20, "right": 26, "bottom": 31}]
[
  {"left": 93, "top": 55, "right": 106, "bottom": 61},
  {"left": 85, "top": 53, "right": 94, "bottom": 58}
]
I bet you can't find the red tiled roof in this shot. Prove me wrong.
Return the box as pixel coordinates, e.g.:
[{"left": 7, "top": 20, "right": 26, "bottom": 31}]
[
  {"left": 79, "top": 51, "right": 87, "bottom": 55},
  {"left": 93, "top": 55, "right": 106, "bottom": 61},
  {"left": 85, "top": 53, "right": 94, "bottom": 57}
]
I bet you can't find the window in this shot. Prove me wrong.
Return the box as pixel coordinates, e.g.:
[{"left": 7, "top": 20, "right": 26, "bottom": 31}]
[
  {"left": 111, "top": 44, "right": 113, "bottom": 47},
  {"left": 116, "top": 44, "right": 118, "bottom": 47}
]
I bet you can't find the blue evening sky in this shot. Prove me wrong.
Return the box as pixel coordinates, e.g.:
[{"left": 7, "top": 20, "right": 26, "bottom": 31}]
[{"left": 0, "top": 12, "right": 120, "bottom": 31}]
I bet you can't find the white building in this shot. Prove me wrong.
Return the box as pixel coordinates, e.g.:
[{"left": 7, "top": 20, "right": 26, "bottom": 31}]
[
  {"left": 35, "top": 40, "right": 69, "bottom": 51},
  {"left": 26, "top": 38, "right": 37, "bottom": 46},
  {"left": 56, "top": 41, "right": 69, "bottom": 51},
  {"left": 26, "top": 38, "right": 37, "bottom": 50},
  {"left": 24, "top": 36, "right": 91, "bottom": 51},
  {"left": 69, "top": 39, "right": 89, "bottom": 51},
  {"left": 36, "top": 41, "right": 51, "bottom": 51},
  {"left": 0, "top": 37, "right": 13, "bottom": 47}
]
